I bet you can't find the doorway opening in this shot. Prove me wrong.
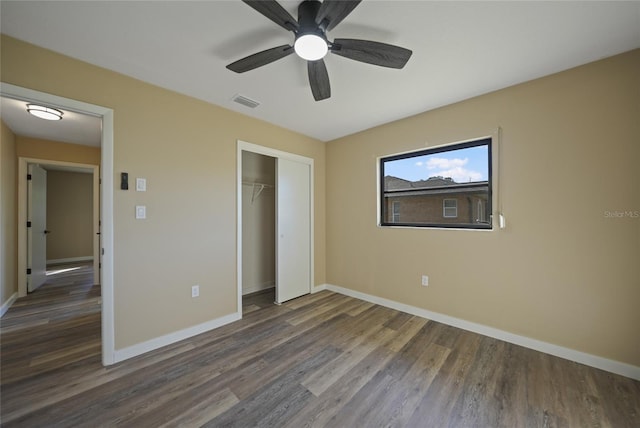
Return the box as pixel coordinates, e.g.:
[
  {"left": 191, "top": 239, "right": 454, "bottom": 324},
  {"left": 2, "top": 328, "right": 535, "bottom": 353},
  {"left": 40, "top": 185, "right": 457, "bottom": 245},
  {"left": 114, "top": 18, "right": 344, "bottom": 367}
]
[
  {"left": 237, "top": 141, "right": 314, "bottom": 315},
  {"left": 1, "top": 82, "right": 115, "bottom": 365},
  {"left": 23, "top": 160, "right": 100, "bottom": 294}
]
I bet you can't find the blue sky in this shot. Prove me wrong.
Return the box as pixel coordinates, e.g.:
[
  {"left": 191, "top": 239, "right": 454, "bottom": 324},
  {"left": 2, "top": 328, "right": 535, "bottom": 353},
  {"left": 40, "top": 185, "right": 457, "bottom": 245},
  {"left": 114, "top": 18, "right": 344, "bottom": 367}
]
[{"left": 384, "top": 145, "right": 489, "bottom": 183}]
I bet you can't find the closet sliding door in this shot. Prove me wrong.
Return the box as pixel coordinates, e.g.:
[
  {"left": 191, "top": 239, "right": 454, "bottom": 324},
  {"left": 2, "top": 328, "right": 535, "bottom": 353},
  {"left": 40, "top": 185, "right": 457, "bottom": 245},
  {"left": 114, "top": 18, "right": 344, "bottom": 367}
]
[{"left": 275, "top": 157, "right": 311, "bottom": 303}]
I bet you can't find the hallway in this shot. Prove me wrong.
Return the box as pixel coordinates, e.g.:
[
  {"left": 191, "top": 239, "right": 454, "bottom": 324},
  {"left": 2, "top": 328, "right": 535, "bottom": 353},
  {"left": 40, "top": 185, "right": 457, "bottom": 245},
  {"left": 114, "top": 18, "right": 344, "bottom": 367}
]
[{"left": 0, "top": 262, "right": 101, "bottom": 386}]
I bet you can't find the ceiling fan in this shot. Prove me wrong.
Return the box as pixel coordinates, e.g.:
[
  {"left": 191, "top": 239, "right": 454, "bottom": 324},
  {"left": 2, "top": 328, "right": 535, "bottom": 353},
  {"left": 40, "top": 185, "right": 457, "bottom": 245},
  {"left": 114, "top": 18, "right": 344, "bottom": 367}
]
[{"left": 226, "top": 0, "right": 412, "bottom": 101}]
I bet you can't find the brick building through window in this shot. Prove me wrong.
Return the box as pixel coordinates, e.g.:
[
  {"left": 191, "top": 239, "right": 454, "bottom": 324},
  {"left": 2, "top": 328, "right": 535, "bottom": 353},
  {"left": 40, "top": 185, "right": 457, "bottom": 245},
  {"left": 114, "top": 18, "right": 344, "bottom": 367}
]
[{"left": 383, "top": 175, "right": 490, "bottom": 226}]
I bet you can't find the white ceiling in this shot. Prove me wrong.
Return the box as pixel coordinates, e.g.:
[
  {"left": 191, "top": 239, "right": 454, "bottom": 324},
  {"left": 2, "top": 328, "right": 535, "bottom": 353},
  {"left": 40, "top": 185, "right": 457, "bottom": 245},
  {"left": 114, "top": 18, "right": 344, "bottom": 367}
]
[
  {"left": 1, "top": 96, "right": 102, "bottom": 147},
  {"left": 1, "top": 1, "right": 639, "bottom": 142}
]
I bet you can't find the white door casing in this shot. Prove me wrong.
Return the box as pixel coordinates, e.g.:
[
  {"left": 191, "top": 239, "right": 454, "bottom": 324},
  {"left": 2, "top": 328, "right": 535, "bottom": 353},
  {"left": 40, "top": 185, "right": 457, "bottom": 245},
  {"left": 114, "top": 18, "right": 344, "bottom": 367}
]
[{"left": 236, "top": 140, "right": 314, "bottom": 312}]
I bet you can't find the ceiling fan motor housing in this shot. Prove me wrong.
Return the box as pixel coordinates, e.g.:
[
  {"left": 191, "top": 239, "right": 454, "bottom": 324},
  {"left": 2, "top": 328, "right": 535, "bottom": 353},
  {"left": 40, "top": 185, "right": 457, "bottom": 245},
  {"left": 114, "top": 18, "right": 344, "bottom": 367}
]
[
  {"left": 298, "top": 0, "right": 324, "bottom": 33},
  {"left": 297, "top": 0, "right": 328, "bottom": 43},
  {"left": 295, "top": 0, "right": 329, "bottom": 61}
]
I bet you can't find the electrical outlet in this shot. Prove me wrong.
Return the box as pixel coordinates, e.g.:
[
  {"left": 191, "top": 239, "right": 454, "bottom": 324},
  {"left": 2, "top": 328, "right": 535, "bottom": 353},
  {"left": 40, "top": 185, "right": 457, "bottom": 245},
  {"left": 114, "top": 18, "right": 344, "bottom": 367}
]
[
  {"left": 191, "top": 285, "right": 199, "bottom": 298},
  {"left": 421, "top": 275, "right": 429, "bottom": 287}
]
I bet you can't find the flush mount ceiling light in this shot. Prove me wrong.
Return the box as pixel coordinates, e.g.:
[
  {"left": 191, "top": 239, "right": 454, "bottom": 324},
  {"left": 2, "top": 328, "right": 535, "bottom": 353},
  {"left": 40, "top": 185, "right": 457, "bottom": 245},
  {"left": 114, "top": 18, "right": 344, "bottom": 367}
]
[{"left": 26, "top": 104, "right": 64, "bottom": 121}]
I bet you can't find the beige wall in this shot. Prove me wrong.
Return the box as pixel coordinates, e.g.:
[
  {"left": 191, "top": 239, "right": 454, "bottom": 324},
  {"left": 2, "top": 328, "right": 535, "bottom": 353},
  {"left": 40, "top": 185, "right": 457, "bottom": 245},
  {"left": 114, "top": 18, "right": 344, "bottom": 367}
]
[
  {"left": 0, "top": 120, "right": 17, "bottom": 309},
  {"left": 46, "top": 170, "right": 93, "bottom": 262},
  {"left": 1, "top": 35, "right": 326, "bottom": 349},
  {"left": 16, "top": 136, "right": 100, "bottom": 165},
  {"left": 241, "top": 151, "right": 275, "bottom": 294},
  {"left": 326, "top": 49, "right": 640, "bottom": 366}
]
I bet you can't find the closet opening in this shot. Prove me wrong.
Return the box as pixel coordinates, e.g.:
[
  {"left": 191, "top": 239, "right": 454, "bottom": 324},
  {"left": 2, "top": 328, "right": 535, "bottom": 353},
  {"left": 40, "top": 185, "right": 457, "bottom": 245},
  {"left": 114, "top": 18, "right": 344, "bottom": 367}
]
[
  {"left": 237, "top": 140, "right": 314, "bottom": 315},
  {"left": 241, "top": 151, "right": 276, "bottom": 311}
]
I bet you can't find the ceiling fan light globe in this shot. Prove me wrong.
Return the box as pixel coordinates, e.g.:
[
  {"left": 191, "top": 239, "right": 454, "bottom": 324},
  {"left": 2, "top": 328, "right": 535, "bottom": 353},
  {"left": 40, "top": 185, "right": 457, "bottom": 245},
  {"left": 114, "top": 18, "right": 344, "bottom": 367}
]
[{"left": 294, "top": 34, "right": 328, "bottom": 61}]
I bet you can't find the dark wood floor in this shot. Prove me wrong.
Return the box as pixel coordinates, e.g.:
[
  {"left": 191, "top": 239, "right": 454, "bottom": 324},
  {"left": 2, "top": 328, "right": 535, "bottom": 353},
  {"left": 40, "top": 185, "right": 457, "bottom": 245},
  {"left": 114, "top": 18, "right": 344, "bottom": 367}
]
[{"left": 1, "top": 266, "right": 639, "bottom": 427}]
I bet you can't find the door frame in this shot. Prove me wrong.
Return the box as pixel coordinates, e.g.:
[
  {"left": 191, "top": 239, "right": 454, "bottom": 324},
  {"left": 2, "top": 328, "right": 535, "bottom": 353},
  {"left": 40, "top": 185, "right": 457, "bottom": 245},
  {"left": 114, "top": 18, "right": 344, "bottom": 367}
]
[
  {"left": 19, "top": 158, "right": 100, "bottom": 293},
  {"left": 1, "top": 82, "right": 116, "bottom": 366},
  {"left": 236, "top": 140, "right": 314, "bottom": 313}
]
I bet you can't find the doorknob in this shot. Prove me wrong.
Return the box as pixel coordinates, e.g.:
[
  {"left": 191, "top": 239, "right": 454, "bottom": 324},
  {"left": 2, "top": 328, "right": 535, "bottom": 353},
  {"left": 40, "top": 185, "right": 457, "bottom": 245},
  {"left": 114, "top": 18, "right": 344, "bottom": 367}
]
[{"left": 44, "top": 230, "right": 50, "bottom": 234}]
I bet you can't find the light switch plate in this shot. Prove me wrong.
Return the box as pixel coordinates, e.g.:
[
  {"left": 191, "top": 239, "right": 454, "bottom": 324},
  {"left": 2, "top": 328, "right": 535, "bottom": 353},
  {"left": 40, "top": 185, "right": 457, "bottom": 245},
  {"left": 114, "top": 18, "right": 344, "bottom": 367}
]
[
  {"left": 135, "top": 205, "right": 146, "bottom": 219},
  {"left": 136, "top": 178, "right": 146, "bottom": 192}
]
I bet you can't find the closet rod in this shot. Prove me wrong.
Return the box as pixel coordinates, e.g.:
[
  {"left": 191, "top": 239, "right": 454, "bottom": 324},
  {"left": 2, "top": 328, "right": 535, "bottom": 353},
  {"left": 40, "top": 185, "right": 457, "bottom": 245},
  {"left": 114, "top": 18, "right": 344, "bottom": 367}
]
[
  {"left": 242, "top": 181, "right": 273, "bottom": 203},
  {"left": 241, "top": 181, "right": 273, "bottom": 188}
]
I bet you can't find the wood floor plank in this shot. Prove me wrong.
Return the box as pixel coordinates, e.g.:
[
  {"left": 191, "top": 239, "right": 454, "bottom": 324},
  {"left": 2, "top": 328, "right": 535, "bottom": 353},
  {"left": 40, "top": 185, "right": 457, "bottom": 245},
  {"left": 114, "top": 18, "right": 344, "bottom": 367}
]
[
  {"left": 301, "top": 324, "right": 396, "bottom": 396},
  {"left": 286, "top": 345, "right": 397, "bottom": 427},
  {"left": 383, "top": 311, "right": 414, "bottom": 331},
  {"left": 0, "top": 342, "right": 197, "bottom": 422},
  {"left": 281, "top": 290, "right": 333, "bottom": 310},
  {"left": 206, "top": 346, "right": 340, "bottom": 428},
  {"left": 94, "top": 362, "right": 225, "bottom": 426},
  {"left": 384, "top": 315, "right": 429, "bottom": 352},
  {"left": 28, "top": 338, "right": 101, "bottom": 367},
  {"left": 582, "top": 364, "right": 640, "bottom": 427},
  {"left": 242, "top": 303, "right": 261, "bottom": 314},
  {"left": 406, "top": 330, "right": 483, "bottom": 427},
  {"left": 284, "top": 293, "right": 352, "bottom": 325},
  {"left": 447, "top": 336, "right": 508, "bottom": 427},
  {"left": 156, "top": 387, "right": 240, "bottom": 428},
  {"left": 326, "top": 320, "right": 445, "bottom": 427},
  {"left": 368, "top": 342, "right": 451, "bottom": 427},
  {"left": 345, "top": 299, "right": 375, "bottom": 316},
  {"left": 2, "top": 262, "right": 639, "bottom": 427},
  {"left": 488, "top": 341, "right": 530, "bottom": 427}
]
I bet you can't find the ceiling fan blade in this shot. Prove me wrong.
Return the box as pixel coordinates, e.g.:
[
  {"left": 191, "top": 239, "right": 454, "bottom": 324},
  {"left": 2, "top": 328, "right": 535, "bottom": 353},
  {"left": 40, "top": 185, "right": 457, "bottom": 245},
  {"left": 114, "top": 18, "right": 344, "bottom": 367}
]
[
  {"left": 242, "top": 0, "right": 299, "bottom": 31},
  {"left": 316, "top": 0, "right": 361, "bottom": 32},
  {"left": 308, "top": 59, "right": 331, "bottom": 101},
  {"left": 331, "top": 38, "right": 412, "bottom": 69},
  {"left": 227, "top": 45, "right": 294, "bottom": 73}
]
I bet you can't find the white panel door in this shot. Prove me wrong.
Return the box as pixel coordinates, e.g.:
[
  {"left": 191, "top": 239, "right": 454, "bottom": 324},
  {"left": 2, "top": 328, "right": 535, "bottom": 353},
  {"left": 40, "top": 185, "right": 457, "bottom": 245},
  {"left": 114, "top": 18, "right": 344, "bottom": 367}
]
[
  {"left": 276, "top": 158, "right": 311, "bottom": 303},
  {"left": 27, "top": 164, "right": 47, "bottom": 292}
]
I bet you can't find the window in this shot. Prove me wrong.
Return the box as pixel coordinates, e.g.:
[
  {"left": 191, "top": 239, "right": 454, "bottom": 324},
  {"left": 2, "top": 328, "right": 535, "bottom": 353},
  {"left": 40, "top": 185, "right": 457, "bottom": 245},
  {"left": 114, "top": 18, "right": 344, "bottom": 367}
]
[
  {"left": 443, "top": 199, "right": 457, "bottom": 218},
  {"left": 477, "top": 200, "right": 486, "bottom": 223},
  {"left": 392, "top": 201, "right": 400, "bottom": 222},
  {"left": 379, "top": 138, "right": 492, "bottom": 229}
]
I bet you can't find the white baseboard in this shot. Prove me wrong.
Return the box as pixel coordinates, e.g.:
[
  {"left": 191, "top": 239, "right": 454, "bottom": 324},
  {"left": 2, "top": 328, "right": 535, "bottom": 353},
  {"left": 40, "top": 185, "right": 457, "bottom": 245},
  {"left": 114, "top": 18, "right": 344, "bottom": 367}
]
[
  {"left": 47, "top": 256, "right": 94, "bottom": 265},
  {"left": 312, "top": 283, "right": 327, "bottom": 293},
  {"left": 0, "top": 292, "right": 18, "bottom": 318},
  {"left": 325, "top": 284, "right": 640, "bottom": 381},
  {"left": 242, "top": 281, "right": 275, "bottom": 296},
  {"left": 113, "top": 311, "right": 241, "bottom": 363}
]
